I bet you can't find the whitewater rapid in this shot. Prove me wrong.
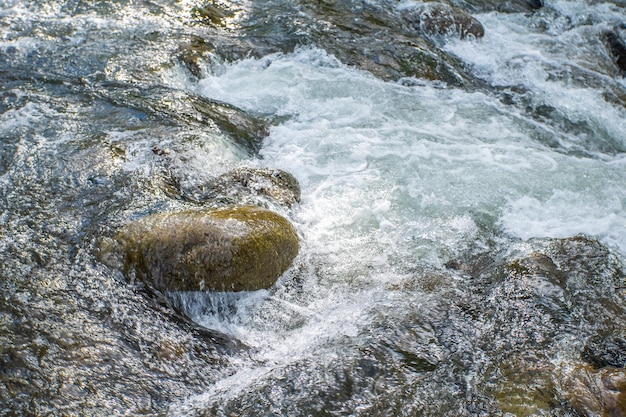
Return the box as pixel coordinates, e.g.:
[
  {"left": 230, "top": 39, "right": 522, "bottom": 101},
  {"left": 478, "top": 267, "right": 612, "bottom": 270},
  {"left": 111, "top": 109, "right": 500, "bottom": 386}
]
[
  {"left": 163, "top": 2, "right": 626, "bottom": 412},
  {"left": 2, "top": 0, "right": 626, "bottom": 415}
]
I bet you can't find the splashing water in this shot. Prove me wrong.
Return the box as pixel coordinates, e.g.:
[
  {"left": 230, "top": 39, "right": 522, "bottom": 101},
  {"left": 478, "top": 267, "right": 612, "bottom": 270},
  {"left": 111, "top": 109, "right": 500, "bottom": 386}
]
[{"left": 2, "top": 0, "right": 626, "bottom": 415}]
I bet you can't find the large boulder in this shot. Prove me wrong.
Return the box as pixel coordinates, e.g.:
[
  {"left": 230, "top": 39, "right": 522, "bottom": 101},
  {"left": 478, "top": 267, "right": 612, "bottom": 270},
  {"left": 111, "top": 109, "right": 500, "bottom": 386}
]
[{"left": 116, "top": 205, "right": 300, "bottom": 292}]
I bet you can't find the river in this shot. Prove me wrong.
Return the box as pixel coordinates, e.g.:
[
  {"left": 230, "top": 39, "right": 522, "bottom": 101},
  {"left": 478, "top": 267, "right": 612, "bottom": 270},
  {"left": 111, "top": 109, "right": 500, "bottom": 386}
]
[{"left": 1, "top": 0, "right": 626, "bottom": 416}]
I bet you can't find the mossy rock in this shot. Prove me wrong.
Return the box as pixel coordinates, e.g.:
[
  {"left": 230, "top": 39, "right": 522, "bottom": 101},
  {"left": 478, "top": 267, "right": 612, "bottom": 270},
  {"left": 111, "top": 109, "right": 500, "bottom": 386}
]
[{"left": 116, "top": 205, "right": 300, "bottom": 292}]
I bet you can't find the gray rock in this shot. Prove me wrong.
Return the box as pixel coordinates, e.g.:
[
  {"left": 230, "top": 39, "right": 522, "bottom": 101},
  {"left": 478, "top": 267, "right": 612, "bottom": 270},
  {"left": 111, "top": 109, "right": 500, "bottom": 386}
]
[
  {"left": 167, "top": 167, "right": 301, "bottom": 208},
  {"left": 447, "top": 0, "right": 543, "bottom": 13},
  {"left": 402, "top": 2, "right": 485, "bottom": 39},
  {"left": 186, "top": 0, "right": 488, "bottom": 88}
]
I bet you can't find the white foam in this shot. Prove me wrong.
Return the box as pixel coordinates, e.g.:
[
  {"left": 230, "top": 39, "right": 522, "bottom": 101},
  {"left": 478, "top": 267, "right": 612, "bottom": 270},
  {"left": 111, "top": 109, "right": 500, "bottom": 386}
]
[
  {"left": 193, "top": 45, "right": 626, "bottom": 264},
  {"left": 444, "top": 4, "right": 626, "bottom": 151},
  {"left": 501, "top": 190, "right": 626, "bottom": 253}
]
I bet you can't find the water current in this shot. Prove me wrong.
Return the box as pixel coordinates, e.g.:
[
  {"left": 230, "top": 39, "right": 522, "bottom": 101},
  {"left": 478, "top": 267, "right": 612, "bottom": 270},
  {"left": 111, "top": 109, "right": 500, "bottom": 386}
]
[{"left": 1, "top": 0, "right": 626, "bottom": 415}]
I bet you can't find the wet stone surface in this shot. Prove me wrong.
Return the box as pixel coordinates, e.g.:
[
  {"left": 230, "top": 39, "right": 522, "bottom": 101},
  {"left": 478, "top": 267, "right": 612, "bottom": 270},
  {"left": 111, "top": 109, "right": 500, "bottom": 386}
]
[
  {"left": 188, "top": 0, "right": 488, "bottom": 87},
  {"left": 2, "top": 0, "right": 626, "bottom": 415},
  {"left": 582, "top": 335, "right": 626, "bottom": 369},
  {"left": 162, "top": 167, "right": 301, "bottom": 208}
]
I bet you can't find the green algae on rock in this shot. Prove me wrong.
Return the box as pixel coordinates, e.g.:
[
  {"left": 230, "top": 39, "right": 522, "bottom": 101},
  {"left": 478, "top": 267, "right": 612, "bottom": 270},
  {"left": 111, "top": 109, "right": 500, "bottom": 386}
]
[{"left": 116, "top": 206, "right": 300, "bottom": 292}]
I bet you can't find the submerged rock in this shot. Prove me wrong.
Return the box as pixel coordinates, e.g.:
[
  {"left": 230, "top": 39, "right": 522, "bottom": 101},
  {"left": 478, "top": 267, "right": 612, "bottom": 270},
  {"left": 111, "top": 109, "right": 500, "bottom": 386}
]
[
  {"left": 582, "top": 335, "right": 626, "bottom": 369},
  {"left": 402, "top": 2, "right": 485, "bottom": 39},
  {"left": 116, "top": 205, "right": 300, "bottom": 292},
  {"left": 562, "top": 366, "right": 626, "bottom": 417}
]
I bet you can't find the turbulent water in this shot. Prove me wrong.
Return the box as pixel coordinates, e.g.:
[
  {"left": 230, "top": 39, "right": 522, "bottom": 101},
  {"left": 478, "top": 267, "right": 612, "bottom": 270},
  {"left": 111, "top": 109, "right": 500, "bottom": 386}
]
[{"left": 2, "top": 0, "right": 626, "bottom": 416}]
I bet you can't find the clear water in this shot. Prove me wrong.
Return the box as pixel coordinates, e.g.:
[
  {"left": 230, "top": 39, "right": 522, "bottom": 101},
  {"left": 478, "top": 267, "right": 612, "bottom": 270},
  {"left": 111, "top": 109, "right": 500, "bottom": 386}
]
[{"left": 1, "top": 0, "right": 626, "bottom": 415}]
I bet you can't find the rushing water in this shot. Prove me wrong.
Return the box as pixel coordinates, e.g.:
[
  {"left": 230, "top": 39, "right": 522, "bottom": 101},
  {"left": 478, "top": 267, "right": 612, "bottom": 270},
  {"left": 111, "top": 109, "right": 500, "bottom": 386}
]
[{"left": 2, "top": 0, "right": 626, "bottom": 416}]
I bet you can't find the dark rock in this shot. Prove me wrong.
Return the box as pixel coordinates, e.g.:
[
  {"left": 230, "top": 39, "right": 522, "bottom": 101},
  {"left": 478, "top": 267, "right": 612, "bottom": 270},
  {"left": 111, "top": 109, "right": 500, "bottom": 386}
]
[
  {"left": 448, "top": 0, "right": 543, "bottom": 13},
  {"left": 188, "top": 0, "right": 487, "bottom": 88},
  {"left": 402, "top": 2, "right": 485, "bottom": 39},
  {"left": 115, "top": 205, "right": 300, "bottom": 292},
  {"left": 526, "top": 0, "right": 544, "bottom": 9},
  {"left": 295, "top": 0, "right": 480, "bottom": 85},
  {"left": 213, "top": 168, "right": 301, "bottom": 207},
  {"left": 602, "top": 30, "right": 626, "bottom": 76},
  {"left": 504, "top": 252, "right": 564, "bottom": 286},
  {"left": 546, "top": 235, "right": 620, "bottom": 286},
  {"left": 191, "top": 1, "right": 235, "bottom": 26},
  {"left": 582, "top": 335, "right": 626, "bottom": 369}
]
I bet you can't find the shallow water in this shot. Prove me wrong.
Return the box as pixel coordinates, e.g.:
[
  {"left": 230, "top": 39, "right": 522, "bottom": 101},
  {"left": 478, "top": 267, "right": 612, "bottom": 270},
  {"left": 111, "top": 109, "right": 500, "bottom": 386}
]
[{"left": 1, "top": 0, "right": 626, "bottom": 415}]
